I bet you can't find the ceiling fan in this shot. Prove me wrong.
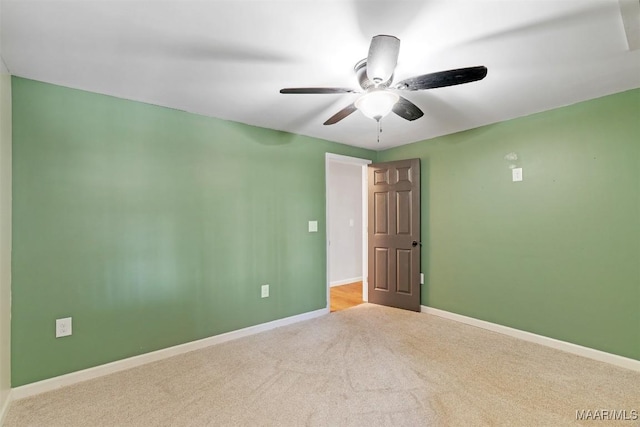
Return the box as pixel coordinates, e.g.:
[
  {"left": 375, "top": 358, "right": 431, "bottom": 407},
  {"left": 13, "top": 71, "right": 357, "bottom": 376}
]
[{"left": 280, "top": 35, "right": 488, "bottom": 126}]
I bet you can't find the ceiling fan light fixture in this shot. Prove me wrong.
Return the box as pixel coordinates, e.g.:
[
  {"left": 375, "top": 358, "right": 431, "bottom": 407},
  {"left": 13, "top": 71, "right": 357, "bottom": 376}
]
[
  {"left": 280, "top": 34, "right": 487, "bottom": 127},
  {"left": 355, "top": 90, "right": 399, "bottom": 121}
]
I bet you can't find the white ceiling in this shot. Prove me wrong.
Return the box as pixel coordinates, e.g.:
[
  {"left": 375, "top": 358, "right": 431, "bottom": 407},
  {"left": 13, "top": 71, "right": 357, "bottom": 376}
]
[{"left": 2, "top": 0, "right": 639, "bottom": 150}]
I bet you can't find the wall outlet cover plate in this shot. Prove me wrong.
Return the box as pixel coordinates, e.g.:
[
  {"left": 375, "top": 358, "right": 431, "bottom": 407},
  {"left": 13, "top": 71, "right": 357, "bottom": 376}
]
[{"left": 56, "top": 317, "right": 72, "bottom": 338}]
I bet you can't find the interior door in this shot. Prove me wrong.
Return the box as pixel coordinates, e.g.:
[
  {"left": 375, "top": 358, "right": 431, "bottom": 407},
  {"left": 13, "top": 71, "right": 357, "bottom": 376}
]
[{"left": 368, "top": 159, "right": 421, "bottom": 312}]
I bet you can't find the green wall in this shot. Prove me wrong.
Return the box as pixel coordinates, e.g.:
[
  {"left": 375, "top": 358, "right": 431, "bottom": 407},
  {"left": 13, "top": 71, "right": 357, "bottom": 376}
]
[
  {"left": 378, "top": 89, "right": 640, "bottom": 360},
  {"left": 11, "top": 77, "right": 375, "bottom": 386},
  {"left": 10, "top": 76, "right": 640, "bottom": 387}
]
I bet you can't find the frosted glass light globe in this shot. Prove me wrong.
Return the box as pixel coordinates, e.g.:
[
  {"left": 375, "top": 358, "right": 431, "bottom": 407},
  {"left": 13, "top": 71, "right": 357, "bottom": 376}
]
[{"left": 355, "top": 90, "right": 399, "bottom": 121}]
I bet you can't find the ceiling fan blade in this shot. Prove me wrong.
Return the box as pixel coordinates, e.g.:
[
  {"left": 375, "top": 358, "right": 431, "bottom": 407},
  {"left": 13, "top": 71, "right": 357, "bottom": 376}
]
[
  {"left": 280, "top": 88, "right": 357, "bottom": 94},
  {"left": 392, "top": 96, "right": 424, "bottom": 121},
  {"left": 395, "top": 66, "right": 488, "bottom": 91},
  {"left": 324, "top": 103, "right": 358, "bottom": 125},
  {"left": 366, "top": 35, "right": 400, "bottom": 84}
]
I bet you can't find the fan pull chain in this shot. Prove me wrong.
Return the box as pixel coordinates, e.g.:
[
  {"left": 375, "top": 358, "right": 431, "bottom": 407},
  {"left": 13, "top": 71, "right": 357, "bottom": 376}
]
[{"left": 377, "top": 119, "right": 382, "bottom": 144}]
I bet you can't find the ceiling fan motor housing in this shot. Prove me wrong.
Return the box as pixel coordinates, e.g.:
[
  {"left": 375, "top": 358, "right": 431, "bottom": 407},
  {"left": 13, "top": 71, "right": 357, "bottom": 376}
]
[{"left": 354, "top": 59, "right": 393, "bottom": 90}]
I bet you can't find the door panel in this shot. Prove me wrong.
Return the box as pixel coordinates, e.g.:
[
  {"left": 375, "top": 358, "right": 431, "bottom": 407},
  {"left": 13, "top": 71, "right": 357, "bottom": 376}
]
[
  {"left": 374, "top": 192, "right": 389, "bottom": 234},
  {"left": 396, "top": 191, "right": 412, "bottom": 235},
  {"left": 396, "top": 249, "right": 412, "bottom": 294},
  {"left": 374, "top": 248, "right": 389, "bottom": 291},
  {"left": 368, "top": 159, "right": 420, "bottom": 311}
]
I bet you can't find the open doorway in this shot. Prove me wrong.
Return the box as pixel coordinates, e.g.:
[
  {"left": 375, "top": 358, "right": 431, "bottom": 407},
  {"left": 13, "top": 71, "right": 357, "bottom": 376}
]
[{"left": 325, "top": 153, "right": 371, "bottom": 312}]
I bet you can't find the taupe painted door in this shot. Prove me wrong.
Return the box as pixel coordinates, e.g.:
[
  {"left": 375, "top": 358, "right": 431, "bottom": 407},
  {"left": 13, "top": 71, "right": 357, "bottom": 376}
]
[{"left": 368, "top": 159, "right": 421, "bottom": 312}]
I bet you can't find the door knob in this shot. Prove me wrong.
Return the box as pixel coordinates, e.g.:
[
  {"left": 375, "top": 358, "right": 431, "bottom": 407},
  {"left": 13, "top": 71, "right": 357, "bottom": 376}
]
[{"left": 412, "top": 240, "right": 421, "bottom": 247}]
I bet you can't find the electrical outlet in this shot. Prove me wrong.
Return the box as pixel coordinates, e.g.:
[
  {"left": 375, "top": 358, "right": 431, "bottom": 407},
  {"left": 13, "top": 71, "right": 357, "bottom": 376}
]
[
  {"left": 56, "top": 317, "right": 72, "bottom": 338},
  {"left": 261, "top": 284, "right": 269, "bottom": 298}
]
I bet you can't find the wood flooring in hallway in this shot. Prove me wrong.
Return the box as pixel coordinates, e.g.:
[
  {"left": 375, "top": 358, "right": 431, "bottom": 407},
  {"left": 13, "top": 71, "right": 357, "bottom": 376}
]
[{"left": 330, "top": 281, "right": 363, "bottom": 312}]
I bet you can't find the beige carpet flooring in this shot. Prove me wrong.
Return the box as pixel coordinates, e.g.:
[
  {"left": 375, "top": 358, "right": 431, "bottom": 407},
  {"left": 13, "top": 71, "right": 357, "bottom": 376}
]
[{"left": 5, "top": 304, "right": 640, "bottom": 426}]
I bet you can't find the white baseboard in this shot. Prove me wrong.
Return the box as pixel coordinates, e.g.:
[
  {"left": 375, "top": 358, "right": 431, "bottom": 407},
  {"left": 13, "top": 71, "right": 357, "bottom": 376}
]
[
  {"left": 12, "top": 308, "right": 329, "bottom": 401},
  {"left": 0, "top": 389, "right": 11, "bottom": 425},
  {"left": 421, "top": 306, "right": 640, "bottom": 372},
  {"left": 330, "top": 277, "right": 362, "bottom": 287}
]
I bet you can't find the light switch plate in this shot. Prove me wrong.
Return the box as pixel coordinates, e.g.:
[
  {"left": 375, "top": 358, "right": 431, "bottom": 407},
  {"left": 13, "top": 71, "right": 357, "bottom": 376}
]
[
  {"left": 308, "top": 221, "right": 318, "bottom": 232},
  {"left": 512, "top": 168, "right": 523, "bottom": 182},
  {"left": 420, "top": 273, "right": 424, "bottom": 285},
  {"left": 261, "top": 284, "right": 269, "bottom": 298}
]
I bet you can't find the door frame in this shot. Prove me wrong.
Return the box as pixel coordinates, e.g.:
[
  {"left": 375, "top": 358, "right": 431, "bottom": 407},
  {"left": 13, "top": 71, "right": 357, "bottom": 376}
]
[{"left": 325, "top": 153, "right": 372, "bottom": 309}]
